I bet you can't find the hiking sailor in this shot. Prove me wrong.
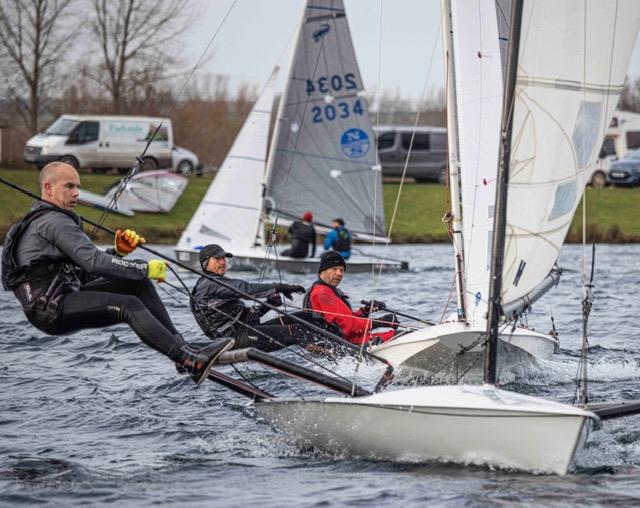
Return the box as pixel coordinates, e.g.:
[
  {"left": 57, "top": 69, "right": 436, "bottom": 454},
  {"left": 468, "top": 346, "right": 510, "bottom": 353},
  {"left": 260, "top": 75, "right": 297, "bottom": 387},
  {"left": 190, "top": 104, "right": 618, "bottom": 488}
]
[
  {"left": 191, "top": 244, "right": 317, "bottom": 351},
  {"left": 1, "top": 162, "right": 233, "bottom": 384},
  {"left": 303, "top": 251, "right": 398, "bottom": 346},
  {"left": 281, "top": 211, "right": 316, "bottom": 259},
  {"left": 323, "top": 218, "right": 351, "bottom": 259}
]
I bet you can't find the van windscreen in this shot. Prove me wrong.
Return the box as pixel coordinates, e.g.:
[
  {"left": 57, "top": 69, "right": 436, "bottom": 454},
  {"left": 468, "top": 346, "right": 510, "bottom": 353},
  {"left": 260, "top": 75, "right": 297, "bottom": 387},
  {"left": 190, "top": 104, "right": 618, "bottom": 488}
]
[{"left": 46, "top": 118, "right": 80, "bottom": 136}]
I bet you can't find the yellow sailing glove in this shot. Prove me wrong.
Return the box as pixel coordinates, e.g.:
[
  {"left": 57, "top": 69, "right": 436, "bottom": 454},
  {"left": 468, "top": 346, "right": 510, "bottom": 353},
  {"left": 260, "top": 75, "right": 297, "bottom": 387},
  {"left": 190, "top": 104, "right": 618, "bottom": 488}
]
[
  {"left": 115, "top": 229, "right": 145, "bottom": 256},
  {"left": 147, "top": 259, "right": 168, "bottom": 282}
]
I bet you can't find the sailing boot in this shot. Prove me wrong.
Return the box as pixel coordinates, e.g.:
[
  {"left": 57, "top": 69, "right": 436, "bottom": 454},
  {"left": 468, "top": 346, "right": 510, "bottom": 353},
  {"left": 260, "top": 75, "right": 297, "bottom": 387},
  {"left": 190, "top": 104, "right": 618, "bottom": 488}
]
[
  {"left": 172, "top": 338, "right": 235, "bottom": 384},
  {"left": 173, "top": 334, "right": 189, "bottom": 375}
]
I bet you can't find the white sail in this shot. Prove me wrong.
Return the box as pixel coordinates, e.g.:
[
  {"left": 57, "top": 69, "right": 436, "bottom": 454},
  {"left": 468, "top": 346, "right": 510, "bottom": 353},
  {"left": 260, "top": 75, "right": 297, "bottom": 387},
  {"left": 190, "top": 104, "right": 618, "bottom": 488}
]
[
  {"left": 175, "top": 68, "right": 278, "bottom": 252},
  {"left": 450, "top": 0, "right": 503, "bottom": 322},
  {"left": 265, "top": 0, "right": 385, "bottom": 238},
  {"left": 502, "top": 0, "right": 640, "bottom": 306}
]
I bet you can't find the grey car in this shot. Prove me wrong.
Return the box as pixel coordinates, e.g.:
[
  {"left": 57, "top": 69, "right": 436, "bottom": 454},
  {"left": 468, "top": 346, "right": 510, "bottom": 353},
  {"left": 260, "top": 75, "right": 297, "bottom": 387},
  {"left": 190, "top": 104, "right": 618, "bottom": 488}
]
[
  {"left": 375, "top": 126, "right": 447, "bottom": 183},
  {"left": 607, "top": 148, "right": 640, "bottom": 186}
]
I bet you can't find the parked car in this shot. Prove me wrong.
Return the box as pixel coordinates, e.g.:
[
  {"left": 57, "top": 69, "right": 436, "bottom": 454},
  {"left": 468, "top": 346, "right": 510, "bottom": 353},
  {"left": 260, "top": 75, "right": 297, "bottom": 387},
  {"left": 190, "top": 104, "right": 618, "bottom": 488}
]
[
  {"left": 607, "top": 148, "right": 640, "bottom": 186},
  {"left": 374, "top": 125, "right": 447, "bottom": 183},
  {"left": 24, "top": 115, "right": 173, "bottom": 173},
  {"left": 172, "top": 145, "right": 200, "bottom": 175}
]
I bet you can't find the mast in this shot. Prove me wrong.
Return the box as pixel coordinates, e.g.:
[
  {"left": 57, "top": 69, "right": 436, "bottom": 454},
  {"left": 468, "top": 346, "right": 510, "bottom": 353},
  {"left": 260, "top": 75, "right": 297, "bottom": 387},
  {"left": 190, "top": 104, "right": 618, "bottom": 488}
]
[
  {"left": 484, "top": 0, "right": 523, "bottom": 385},
  {"left": 441, "top": 0, "right": 466, "bottom": 322}
]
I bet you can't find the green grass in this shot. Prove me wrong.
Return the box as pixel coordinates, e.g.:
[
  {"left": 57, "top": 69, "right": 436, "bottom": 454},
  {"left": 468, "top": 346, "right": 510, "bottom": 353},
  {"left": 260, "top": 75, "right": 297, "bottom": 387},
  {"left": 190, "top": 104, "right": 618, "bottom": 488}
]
[{"left": 1, "top": 168, "right": 638, "bottom": 243}]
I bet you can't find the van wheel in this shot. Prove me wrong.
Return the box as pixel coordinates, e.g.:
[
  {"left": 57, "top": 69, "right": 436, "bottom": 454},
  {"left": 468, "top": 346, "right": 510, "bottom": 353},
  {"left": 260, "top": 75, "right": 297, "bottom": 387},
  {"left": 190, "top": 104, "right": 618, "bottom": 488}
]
[
  {"left": 177, "top": 160, "right": 194, "bottom": 175},
  {"left": 59, "top": 155, "right": 79, "bottom": 169},
  {"left": 141, "top": 157, "right": 158, "bottom": 171},
  {"left": 590, "top": 171, "right": 607, "bottom": 188}
]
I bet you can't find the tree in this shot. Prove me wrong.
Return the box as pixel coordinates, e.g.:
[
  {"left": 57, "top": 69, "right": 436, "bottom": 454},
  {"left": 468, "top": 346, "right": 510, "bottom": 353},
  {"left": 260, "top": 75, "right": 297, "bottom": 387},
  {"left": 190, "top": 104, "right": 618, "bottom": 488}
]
[
  {"left": 87, "top": 0, "right": 190, "bottom": 113},
  {"left": 0, "top": 0, "right": 76, "bottom": 133}
]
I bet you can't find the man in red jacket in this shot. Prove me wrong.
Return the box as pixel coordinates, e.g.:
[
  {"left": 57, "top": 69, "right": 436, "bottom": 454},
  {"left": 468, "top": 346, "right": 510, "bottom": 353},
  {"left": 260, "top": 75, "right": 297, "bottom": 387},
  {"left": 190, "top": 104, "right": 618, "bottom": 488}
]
[{"left": 302, "top": 251, "right": 398, "bottom": 346}]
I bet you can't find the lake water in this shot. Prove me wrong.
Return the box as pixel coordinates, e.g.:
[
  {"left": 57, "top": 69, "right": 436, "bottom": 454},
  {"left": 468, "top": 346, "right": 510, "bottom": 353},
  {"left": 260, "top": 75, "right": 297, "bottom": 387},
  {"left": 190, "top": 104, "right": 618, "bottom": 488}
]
[{"left": 1, "top": 244, "right": 639, "bottom": 506}]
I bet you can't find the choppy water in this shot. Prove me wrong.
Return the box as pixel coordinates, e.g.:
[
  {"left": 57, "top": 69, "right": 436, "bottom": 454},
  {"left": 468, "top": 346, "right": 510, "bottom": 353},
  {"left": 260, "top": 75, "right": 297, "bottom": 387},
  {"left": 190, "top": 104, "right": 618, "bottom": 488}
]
[{"left": 1, "top": 244, "right": 640, "bottom": 506}]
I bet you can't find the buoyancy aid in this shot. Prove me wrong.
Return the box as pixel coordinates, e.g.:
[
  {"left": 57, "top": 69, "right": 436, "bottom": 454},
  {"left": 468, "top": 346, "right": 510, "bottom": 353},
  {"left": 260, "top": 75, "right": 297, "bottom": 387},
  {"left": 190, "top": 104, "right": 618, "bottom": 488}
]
[
  {"left": 2, "top": 206, "right": 80, "bottom": 326},
  {"left": 302, "top": 279, "right": 351, "bottom": 335},
  {"left": 333, "top": 227, "right": 351, "bottom": 252}
]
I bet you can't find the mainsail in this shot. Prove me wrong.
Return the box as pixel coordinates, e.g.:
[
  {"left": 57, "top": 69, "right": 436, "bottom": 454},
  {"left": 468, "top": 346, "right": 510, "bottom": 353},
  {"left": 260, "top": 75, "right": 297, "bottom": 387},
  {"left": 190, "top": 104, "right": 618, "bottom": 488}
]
[
  {"left": 449, "top": 0, "right": 504, "bottom": 322},
  {"left": 501, "top": 0, "right": 640, "bottom": 307},
  {"left": 264, "top": 0, "right": 385, "bottom": 238},
  {"left": 175, "top": 69, "right": 278, "bottom": 252}
]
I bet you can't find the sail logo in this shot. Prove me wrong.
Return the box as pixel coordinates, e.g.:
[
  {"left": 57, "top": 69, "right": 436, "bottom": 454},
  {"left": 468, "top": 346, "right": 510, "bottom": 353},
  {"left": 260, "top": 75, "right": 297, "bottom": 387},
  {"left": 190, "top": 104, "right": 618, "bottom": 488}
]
[
  {"left": 340, "top": 128, "right": 369, "bottom": 158},
  {"left": 313, "top": 24, "right": 330, "bottom": 42}
]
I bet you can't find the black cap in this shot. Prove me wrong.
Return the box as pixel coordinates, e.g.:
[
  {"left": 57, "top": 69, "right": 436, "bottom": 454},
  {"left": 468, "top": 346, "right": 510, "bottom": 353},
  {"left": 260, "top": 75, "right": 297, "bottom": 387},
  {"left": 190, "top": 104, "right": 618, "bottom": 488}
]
[
  {"left": 319, "top": 250, "right": 346, "bottom": 274},
  {"left": 199, "top": 244, "right": 233, "bottom": 268}
]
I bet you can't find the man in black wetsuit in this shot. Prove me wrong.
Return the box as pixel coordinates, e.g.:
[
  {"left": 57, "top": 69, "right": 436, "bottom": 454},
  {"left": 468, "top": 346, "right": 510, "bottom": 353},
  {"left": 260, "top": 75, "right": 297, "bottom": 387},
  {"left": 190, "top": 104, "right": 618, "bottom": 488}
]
[
  {"left": 1, "top": 162, "right": 232, "bottom": 384},
  {"left": 281, "top": 211, "right": 316, "bottom": 259},
  {"left": 190, "top": 244, "right": 318, "bottom": 352}
]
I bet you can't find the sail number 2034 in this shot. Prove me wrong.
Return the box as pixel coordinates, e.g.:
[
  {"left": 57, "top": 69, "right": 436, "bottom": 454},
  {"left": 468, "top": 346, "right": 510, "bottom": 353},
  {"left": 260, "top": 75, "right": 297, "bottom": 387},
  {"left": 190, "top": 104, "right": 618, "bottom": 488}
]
[{"left": 311, "top": 100, "right": 364, "bottom": 123}]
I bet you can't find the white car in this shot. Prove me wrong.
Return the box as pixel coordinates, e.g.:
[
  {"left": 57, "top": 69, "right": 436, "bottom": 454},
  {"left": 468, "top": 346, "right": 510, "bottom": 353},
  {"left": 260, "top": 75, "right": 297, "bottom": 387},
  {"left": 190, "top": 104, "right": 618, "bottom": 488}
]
[{"left": 172, "top": 145, "right": 200, "bottom": 175}]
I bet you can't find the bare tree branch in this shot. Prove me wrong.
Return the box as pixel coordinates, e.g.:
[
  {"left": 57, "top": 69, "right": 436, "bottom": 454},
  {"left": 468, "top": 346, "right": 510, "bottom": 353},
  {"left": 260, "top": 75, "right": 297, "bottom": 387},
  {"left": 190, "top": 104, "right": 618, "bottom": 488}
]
[
  {"left": 0, "top": 0, "right": 76, "bottom": 133},
  {"left": 86, "top": 0, "right": 191, "bottom": 113}
]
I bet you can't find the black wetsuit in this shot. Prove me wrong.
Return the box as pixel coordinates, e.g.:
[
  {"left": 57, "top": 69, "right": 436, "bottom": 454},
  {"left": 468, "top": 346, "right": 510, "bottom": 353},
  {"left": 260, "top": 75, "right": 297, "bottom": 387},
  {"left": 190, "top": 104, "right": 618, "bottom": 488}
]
[
  {"left": 2, "top": 201, "right": 186, "bottom": 360},
  {"left": 190, "top": 274, "right": 317, "bottom": 352},
  {"left": 281, "top": 221, "right": 316, "bottom": 259}
]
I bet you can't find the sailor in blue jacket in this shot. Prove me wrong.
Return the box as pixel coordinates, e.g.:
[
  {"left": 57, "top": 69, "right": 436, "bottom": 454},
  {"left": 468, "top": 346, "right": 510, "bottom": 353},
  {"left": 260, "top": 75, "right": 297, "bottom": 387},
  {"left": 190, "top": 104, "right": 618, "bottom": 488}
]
[{"left": 323, "top": 218, "right": 351, "bottom": 259}]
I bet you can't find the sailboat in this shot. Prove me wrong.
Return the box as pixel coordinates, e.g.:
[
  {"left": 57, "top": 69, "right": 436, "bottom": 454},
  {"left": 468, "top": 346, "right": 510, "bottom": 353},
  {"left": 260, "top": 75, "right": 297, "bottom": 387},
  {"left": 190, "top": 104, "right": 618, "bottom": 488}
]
[
  {"left": 243, "top": 0, "right": 640, "bottom": 474},
  {"left": 368, "top": 0, "right": 564, "bottom": 379},
  {"left": 175, "top": 0, "right": 407, "bottom": 274}
]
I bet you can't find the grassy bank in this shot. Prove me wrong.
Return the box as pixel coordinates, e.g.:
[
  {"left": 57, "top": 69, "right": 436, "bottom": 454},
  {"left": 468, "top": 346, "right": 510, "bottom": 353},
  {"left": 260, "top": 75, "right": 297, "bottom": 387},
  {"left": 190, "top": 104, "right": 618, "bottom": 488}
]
[{"left": 1, "top": 168, "right": 638, "bottom": 243}]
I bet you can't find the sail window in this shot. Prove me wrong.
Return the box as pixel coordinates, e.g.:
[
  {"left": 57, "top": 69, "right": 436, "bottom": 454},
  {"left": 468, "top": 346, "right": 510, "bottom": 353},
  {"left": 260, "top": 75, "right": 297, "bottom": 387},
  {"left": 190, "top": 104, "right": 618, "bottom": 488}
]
[
  {"left": 572, "top": 101, "right": 601, "bottom": 168},
  {"left": 548, "top": 181, "right": 577, "bottom": 221}
]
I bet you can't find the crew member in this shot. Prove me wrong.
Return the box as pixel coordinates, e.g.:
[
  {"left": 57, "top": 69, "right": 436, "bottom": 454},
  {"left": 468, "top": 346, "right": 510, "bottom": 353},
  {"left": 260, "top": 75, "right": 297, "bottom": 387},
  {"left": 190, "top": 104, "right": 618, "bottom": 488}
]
[
  {"left": 281, "top": 211, "right": 316, "bottom": 259},
  {"left": 1, "top": 162, "right": 232, "bottom": 385},
  {"left": 191, "top": 244, "right": 317, "bottom": 352},
  {"left": 303, "top": 251, "right": 398, "bottom": 346},
  {"left": 323, "top": 218, "right": 351, "bottom": 259}
]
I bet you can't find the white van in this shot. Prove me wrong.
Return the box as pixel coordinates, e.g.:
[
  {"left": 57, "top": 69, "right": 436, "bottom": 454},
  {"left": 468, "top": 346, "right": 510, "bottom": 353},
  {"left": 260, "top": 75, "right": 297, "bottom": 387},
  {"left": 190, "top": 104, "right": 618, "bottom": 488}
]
[
  {"left": 590, "top": 110, "right": 640, "bottom": 187},
  {"left": 24, "top": 115, "right": 173, "bottom": 173}
]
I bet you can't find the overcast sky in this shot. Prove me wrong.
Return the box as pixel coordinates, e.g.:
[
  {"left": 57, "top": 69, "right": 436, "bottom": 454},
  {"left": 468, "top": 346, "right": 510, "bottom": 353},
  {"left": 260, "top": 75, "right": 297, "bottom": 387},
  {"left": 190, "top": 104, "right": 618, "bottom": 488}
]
[{"left": 178, "top": 0, "right": 640, "bottom": 101}]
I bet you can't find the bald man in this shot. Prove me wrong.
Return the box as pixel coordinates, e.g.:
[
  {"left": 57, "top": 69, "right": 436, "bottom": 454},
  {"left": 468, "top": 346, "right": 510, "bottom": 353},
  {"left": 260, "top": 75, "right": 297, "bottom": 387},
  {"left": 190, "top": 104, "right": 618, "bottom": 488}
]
[{"left": 1, "top": 162, "right": 232, "bottom": 384}]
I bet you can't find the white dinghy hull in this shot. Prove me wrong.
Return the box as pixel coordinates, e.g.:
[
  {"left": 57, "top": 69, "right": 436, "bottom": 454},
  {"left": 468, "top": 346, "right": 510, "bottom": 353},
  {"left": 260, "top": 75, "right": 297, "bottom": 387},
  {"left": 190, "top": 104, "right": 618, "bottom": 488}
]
[
  {"left": 256, "top": 384, "right": 595, "bottom": 475},
  {"left": 370, "top": 320, "right": 557, "bottom": 381},
  {"left": 174, "top": 247, "right": 406, "bottom": 274}
]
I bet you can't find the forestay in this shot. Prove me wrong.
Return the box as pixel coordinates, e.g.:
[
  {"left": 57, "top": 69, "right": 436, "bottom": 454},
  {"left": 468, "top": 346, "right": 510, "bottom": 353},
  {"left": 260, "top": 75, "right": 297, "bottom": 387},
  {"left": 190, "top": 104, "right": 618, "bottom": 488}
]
[
  {"left": 265, "top": 0, "right": 385, "bottom": 238},
  {"left": 450, "top": 0, "right": 504, "bottom": 322},
  {"left": 175, "top": 69, "right": 278, "bottom": 252},
  {"left": 501, "top": 0, "right": 640, "bottom": 307}
]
